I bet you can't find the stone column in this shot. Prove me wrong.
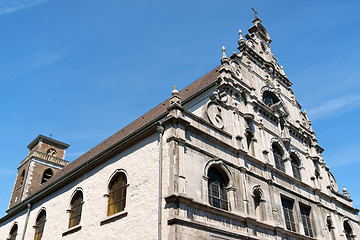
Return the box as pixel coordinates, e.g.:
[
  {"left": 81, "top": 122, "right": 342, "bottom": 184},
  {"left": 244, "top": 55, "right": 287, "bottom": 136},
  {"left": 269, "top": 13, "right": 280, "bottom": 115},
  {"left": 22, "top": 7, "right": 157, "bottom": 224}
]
[
  {"left": 283, "top": 157, "right": 292, "bottom": 176},
  {"left": 227, "top": 187, "right": 237, "bottom": 211},
  {"left": 240, "top": 166, "right": 249, "bottom": 214}
]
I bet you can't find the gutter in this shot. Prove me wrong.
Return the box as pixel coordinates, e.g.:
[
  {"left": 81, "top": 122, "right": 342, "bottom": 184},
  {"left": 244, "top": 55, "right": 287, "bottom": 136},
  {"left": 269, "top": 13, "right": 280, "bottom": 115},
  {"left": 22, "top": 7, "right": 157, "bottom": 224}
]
[
  {"left": 3, "top": 112, "right": 167, "bottom": 220},
  {"left": 21, "top": 203, "right": 31, "bottom": 240},
  {"left": 2, "top": 76, "right": 219, "bottom": 221},
  {"left": 157, "top": 123, "right": 164, "bottom": 240}
]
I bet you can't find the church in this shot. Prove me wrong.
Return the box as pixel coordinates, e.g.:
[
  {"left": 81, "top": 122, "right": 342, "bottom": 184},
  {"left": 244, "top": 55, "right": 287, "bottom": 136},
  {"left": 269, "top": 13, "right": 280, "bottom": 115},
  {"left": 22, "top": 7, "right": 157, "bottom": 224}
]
[{"left": 0, "top": 15, "right": 359, "bottom": 240}]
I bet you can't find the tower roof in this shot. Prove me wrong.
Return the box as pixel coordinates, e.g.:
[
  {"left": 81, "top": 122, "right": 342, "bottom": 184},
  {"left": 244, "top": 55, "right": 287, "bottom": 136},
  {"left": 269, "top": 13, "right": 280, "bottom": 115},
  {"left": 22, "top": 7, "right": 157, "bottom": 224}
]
[{"left": 27, "top": 134, "right": 70, "bottom": 150}]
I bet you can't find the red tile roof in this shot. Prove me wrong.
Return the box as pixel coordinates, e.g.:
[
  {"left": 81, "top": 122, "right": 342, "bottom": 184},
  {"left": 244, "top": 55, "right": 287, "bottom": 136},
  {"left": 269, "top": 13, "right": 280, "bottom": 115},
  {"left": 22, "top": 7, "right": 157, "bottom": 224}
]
[{"left": 24, "top": 65, "right": 221, "bottom": 204}]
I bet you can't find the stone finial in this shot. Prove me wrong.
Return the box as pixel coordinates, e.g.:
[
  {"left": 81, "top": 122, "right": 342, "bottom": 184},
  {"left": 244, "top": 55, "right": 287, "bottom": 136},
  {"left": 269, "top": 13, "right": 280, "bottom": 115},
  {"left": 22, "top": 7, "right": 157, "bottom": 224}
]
[
  {"left": 172, "top": 85, "right": 179, "bottom": 95},
  {"left": 222, "top": 46, "right": 227, "bottom": 59},
  {"left": 238, "top": 29, "right": 245, "bottom": 46},
  {"left": 343, "top": 185, "right": 350, "bottom": 199},
  {"left": 239, "top": 30, "right": 244, "bottom": 40},
  {"left": 170, "top": 85, "right": 181, "bottom": 106},
  {"left": 221, "top": 46, "right": 230, "bottom": 65}
]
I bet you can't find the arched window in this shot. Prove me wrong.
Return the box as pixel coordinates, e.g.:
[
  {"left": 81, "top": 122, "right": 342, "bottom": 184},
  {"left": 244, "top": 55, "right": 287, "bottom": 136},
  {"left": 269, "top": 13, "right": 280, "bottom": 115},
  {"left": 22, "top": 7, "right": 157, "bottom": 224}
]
[
  {"left": 34, "top": 210, "right": 46, "bottom": 240},
  {"left": 9, "top": 224, "right": 18, "bottom": 240},
  {"left": 272, "top": 144, "right": 285, "bottom": 172},
  {"left": 263, "top": 91, "right": 279, "bottom": 107},
  {"left": 253, "top": 189, "right": 264, "bottom": 221},
  {"left": 208, "top": 167, "right": 228, "bottom": 210},
  {"left": 344, "top": 220, "right": 354, "bottom": 240},
  {"left": 327, "top": 217, "right": 335, "bottom": 240},
  {"left": 108, "top": 172, "right": 127, "bottom": 216},
  {"left": 290, "top": 153, "right": 301, "bottom": 180},
  {"left": 69, "top": 191, "right": 83, "bottom": 228},
  {"left": 41, "top": 169, "right": 53, "bottom": 184},
  {"left": 246, "top": 130, "right": 254, "bottom": 156},
  {"left": 20, "top": 170, "right": 25, "bottom": 186}
]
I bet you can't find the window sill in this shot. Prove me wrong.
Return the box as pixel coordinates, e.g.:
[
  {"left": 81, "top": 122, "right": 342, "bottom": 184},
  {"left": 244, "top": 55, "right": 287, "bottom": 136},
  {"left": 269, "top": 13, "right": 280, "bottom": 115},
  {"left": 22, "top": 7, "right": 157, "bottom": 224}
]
[
  {"left": 100, "top": 211, "right": 128, "bottom": 226},
  {"left": 62, "top": 225, "right": 82, "bottom": 236}
]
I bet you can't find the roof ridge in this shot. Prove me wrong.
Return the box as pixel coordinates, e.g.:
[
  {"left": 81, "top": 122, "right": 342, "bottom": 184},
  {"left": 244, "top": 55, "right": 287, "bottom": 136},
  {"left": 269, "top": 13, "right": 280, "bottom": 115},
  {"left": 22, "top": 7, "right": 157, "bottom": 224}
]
[{"left": 20, "top": 65, "right": 221, "bottom": 206}]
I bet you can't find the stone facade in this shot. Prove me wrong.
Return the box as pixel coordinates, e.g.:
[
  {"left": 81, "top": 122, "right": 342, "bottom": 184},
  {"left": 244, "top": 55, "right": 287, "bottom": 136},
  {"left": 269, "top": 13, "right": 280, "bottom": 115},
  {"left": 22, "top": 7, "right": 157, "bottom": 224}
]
[{"left": 1, "top": 17, "right": 359, "bottom": 240}]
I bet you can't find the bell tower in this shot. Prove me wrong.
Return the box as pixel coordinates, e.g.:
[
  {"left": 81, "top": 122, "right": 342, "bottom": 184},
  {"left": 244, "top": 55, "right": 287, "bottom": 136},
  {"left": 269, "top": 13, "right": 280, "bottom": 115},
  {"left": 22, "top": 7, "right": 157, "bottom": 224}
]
[{"left": 8, "top": 135, "right": 69, "bottom": 209}]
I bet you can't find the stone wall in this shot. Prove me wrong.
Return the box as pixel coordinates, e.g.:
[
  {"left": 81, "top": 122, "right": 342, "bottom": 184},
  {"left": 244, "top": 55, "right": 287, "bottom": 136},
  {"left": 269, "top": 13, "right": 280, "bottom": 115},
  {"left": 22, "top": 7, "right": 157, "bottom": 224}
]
[{"left": 0, "top": 133, "right": 160, "bottom": 240}]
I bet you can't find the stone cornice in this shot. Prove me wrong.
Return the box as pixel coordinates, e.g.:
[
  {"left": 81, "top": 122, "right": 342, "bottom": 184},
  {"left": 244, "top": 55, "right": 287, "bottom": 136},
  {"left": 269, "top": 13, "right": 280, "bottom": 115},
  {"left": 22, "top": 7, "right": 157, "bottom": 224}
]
[
  {"left": 166, "top": 194, "right": 317, "bottom": 240},
  {"left": 18, "top": 150, "right": 69, "bottom": 170},
  {"left": 3, "top": 111, "right": 166, "bottom": 218}
]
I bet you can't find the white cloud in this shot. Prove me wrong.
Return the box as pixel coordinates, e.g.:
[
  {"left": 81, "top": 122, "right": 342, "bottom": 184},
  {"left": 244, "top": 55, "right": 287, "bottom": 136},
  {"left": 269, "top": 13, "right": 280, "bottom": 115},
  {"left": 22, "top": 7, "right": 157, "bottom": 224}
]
[
  {"left": 0, "top": 0, "right": 48, "bottom": 15},
  {"left": 308, "top": 93, "right": 360, "bottom": 121},
  {"left": 0, "top": 48, "right": 68, "bottom": 78}
]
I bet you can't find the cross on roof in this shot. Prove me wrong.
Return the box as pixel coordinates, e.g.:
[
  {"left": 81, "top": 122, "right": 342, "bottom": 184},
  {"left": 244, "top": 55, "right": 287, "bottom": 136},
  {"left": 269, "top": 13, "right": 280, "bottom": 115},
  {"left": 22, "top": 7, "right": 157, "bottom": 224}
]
[
  {"left": 251, "top": 6, "right": 258, "bottom": 18},
  {"left": 49, "top": 133, "right": 53, "bottom": 138}
]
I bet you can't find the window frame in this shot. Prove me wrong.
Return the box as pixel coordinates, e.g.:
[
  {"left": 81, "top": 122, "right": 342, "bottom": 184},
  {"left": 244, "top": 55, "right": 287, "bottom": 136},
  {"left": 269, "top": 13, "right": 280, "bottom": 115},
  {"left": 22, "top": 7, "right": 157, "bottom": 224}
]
[
  {"left": 41, "top": 169, "right": 53, "bottom": 184},
  {"left": 9, "top": 223, "right": 18, "bottom": 240},
  {"left": 207, "top": 167, "right": 229, "bottom": 211},
  {"left": 68, "top": 190, "right": 84, "bottom": 228},
  {"left": 263, "top": 91, "right": 279, "bottom": 107},
  {"left": 299, "top": 204, "right": 314, "bottom": 237},
  {"left": 272, "top": 144, "right": 285, "bottom": 172},
  {"left": 20, "top": 170, "right": 25, "bottom": 186},
  {"left": 281, "top": 197, "right": 296, "bottom": 232},
  {"left": 34, "top": 210, "right": 46, "bottom": 240},
  {"left": 344, "top": 220, "right": 354, "bottom": 240},
  {"left": 107, "top": 172, "right": 128, "bottom": 216},
  {"left": 290, "top": 153, "right": 301, "bottom": 180}
]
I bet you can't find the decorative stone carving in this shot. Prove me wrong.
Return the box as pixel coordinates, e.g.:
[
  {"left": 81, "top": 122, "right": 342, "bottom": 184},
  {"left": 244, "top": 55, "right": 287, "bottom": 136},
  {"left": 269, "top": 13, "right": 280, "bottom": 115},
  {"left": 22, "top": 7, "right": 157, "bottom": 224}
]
[
  {"left": 47, "top": 148, "right": 57, "bottom": 157},
  {"left": 207, "top": 102, "right": 224, "bottom": 129}
]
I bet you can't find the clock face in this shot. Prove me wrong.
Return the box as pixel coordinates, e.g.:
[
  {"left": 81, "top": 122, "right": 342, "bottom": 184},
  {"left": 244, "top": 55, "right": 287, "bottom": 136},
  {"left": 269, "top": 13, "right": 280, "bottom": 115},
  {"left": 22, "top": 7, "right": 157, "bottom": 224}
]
[{"left": 47, "top": 148, "right": 57, "bottom": 156}]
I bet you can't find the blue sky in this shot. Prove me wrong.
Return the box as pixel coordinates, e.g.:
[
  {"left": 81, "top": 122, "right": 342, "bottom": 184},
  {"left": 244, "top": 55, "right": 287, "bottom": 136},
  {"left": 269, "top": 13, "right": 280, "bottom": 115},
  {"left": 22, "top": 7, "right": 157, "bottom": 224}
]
[{"left": 0, "top": 0, "right": 359, "bottom": 215}]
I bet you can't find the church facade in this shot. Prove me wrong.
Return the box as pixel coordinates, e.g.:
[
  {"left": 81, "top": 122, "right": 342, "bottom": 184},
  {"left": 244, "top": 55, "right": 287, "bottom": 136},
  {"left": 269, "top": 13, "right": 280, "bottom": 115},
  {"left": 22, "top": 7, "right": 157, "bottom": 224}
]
[{"left": 1, "top": 16, "right": 359, "bottom": 240}]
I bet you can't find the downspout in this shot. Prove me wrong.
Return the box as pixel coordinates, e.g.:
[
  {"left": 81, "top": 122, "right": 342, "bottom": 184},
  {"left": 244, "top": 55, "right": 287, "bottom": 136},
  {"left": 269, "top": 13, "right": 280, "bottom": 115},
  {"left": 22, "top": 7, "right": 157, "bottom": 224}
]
[
  {"left": 21, "top": 203, "right": 31, "bottom": 240},
  {"left": 157, "top": 123, "right": 164, "bottom": 240}
]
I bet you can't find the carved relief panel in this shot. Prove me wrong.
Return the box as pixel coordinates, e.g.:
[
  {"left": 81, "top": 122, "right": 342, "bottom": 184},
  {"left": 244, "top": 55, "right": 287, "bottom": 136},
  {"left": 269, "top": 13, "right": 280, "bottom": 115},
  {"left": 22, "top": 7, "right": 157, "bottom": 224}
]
[{"left": 206, "top": 102, "right": 224, "bottom": 129}]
